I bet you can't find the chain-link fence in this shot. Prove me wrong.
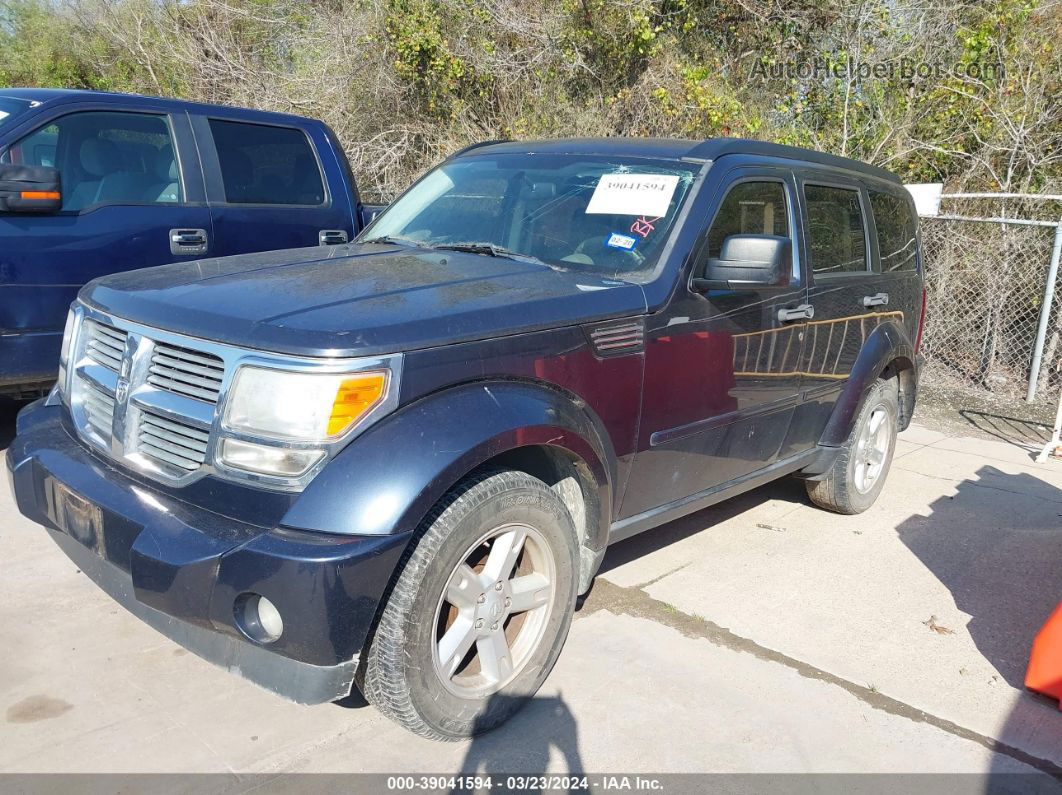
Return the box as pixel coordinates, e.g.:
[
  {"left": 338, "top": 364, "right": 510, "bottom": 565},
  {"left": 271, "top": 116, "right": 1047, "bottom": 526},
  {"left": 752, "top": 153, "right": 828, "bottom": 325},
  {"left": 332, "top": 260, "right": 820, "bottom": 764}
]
[{"left": 918, "top": 198, "right": 1062, "bottom": 417}]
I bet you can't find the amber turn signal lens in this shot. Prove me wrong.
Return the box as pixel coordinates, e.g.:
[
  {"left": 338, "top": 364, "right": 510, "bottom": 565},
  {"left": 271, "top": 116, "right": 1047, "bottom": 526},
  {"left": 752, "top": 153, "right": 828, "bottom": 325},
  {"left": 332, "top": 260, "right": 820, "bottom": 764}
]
[
  {"left": 20, "top": 191, "right": 61, "bottom": 200},
  {"left": 327, "top": 372, "right": 388, "bottom": 436}
]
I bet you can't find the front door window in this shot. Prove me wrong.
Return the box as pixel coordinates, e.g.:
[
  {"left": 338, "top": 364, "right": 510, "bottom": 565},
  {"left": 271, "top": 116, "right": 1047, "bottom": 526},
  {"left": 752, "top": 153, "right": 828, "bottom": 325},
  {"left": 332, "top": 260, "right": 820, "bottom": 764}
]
[{"left": 2, "top": 111, "right": 181, "bottom": 211}]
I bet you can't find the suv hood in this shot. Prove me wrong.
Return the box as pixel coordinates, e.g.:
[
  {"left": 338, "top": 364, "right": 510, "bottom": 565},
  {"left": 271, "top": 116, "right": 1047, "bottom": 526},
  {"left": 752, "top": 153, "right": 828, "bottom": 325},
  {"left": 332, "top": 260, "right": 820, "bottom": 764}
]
[{"left": 81, "top": 243, "right": 648, "bottom": 357}]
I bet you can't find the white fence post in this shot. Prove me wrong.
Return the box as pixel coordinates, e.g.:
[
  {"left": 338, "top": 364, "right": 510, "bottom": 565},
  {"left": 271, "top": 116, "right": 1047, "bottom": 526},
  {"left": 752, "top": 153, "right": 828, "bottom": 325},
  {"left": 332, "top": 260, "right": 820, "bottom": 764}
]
[
  {"left": 1036, "top": 389, "right": 1062, "bottom": 463},
  {"left": 1027, "top": 218, "right": 1062, "bottom": 402}
]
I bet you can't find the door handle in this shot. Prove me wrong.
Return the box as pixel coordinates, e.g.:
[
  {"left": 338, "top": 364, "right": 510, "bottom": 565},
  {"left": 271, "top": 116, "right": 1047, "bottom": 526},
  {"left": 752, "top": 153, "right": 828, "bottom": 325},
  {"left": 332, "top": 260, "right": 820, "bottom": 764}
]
[
  {"left": 169, "top": 228, "right": 209, "bottom": 256},
  {"left": 862, "top": 292, "right": 889, "bottom": 307},
  {"left": 319, "top": 229, "right": 348, "bottom": 245},
  {"left": 778, "top": 304, "right": 814, "bottom": 322}
]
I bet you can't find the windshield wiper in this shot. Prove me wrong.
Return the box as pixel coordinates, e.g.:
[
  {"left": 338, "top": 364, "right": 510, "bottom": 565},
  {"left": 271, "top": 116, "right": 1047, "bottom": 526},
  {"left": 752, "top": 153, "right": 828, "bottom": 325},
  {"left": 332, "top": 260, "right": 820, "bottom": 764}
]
[
  {"left": 360, "top": 235, "right": 433, "bottom": 248},
  {"left": 364, "top": 238, "right": 561, "bottom": 271},
  {"left": 434, "top": 242, "right": 550, "bottom": 267}
]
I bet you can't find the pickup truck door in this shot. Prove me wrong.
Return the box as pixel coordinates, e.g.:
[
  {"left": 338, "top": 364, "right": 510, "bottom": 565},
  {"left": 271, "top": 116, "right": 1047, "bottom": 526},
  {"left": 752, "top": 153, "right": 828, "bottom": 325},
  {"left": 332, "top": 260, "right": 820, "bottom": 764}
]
[
  {"left": 192, "top": 115, "right": 358, "bottom": 257},
  {"left": 0, "top": 103, "right": 211, "bottom": 386},
  {"left": 619, "top": 167, "right": 810, "bottom": 519}
]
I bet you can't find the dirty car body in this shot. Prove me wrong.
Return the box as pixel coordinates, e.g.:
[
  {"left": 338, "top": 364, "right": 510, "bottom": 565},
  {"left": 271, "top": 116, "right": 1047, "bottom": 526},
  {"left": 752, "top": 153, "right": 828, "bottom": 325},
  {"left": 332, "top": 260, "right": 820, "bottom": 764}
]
[{"left": 8, "top": 138, "right": 924, "bottom": 726}]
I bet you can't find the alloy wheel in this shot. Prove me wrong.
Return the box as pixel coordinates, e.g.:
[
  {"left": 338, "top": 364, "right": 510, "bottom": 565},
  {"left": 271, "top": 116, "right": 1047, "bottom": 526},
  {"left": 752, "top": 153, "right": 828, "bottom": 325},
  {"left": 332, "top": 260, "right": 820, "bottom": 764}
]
[{"left": 431, "top": 523, "right": 557, "bottom": 698}]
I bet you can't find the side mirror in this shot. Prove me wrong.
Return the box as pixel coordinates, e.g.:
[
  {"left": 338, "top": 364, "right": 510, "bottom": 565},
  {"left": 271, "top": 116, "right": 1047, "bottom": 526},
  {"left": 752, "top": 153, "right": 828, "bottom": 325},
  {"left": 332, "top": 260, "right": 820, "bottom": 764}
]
[
  {"left": 0, "top": 164, "right": 62, "bottom": 213},
  {"left": 359, "top": 203, "right": 387, "bottom": 228},
  {"left": 692, "top": 234, "right": 791, "bottom": 291}
]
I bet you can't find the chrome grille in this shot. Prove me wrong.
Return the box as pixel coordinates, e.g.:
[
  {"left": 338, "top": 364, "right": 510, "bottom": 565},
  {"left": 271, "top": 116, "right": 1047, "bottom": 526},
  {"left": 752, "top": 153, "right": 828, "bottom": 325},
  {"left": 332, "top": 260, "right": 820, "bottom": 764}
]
[
  {"left": 148, "top": 342, "right": 224, "bottom": 403},
  {"left": 137, "top": 411, "right": 210, "bottom": 471},
  {"left": 69, "top": 314, "right": 224, "bottom": 485},
  {"left": 65, "top": 308, "right": 400, "bottom": 490},
  {"left": 82, "top": 384, "right": 115, "bottom": 440},
  {"left": 84, "top": 320, "right": 127, "bottom": 372}
]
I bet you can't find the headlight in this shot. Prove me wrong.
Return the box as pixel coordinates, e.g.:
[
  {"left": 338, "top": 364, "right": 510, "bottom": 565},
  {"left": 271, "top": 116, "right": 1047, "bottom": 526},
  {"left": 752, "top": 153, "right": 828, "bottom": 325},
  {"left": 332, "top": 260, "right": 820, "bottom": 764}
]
[
  {"left": 222, "top": 366, "right": 390, "bottom": 441},
  {"left": 57, "top": 307, "right": 78, "bottom": 397}
]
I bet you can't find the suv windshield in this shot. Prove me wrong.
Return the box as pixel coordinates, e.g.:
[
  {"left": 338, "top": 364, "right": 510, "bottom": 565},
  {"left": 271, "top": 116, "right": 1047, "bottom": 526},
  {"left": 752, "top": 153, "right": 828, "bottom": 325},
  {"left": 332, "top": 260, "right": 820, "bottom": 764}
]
[
  {"left": 362, "top": 153, "right": 699, "bottom": 280},
  {"left": 0, "top": 97, "right": 34, "bottom": 133}
]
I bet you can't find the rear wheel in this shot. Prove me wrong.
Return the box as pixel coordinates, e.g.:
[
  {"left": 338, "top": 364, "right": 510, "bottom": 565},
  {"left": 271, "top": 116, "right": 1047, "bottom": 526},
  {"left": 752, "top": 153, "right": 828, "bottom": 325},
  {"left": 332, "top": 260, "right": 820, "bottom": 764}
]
[
  {"left": 362, "top": 470, "right": 578, "bottom": 740},
  {"left": 806, "top": 377, "right": 899, "bottom": 514}
]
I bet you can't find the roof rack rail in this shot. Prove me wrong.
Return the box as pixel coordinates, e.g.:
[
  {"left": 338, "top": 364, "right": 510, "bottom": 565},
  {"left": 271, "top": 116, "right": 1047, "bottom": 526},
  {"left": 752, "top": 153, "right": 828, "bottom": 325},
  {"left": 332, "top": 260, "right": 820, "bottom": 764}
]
[{"left": 688, "top": 138, "right": 900, "bottom": 183}]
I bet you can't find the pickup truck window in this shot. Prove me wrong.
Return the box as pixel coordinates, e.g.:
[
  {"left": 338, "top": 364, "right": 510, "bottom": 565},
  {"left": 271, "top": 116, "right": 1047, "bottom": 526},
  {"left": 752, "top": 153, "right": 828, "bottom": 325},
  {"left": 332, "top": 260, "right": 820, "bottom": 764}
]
[
  {"left": 363, "top": 154, "right": 698, "bottom": 279},
  {"left": 804, "top": 183, "right": 869, "bottom": 275},
  {"left": 209, "top": 119, "right": 325, "bottom": 206},
  {"left": 1, "top": 123, "right": 57, "bottom": 167},
  {"left": 2, "top": 111, "right": 181, "bottom": 211}
]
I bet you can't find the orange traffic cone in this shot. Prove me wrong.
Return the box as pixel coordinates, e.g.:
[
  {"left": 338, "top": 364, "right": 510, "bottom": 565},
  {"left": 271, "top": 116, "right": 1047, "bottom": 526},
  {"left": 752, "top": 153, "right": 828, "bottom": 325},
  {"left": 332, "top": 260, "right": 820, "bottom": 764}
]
[{"left": 1026, "top": 602, "right": 1062, "bottom": 707}]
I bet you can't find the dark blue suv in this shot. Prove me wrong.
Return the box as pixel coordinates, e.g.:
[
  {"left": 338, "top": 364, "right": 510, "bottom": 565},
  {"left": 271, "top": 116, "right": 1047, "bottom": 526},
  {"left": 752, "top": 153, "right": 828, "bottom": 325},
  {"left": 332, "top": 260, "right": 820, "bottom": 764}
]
[
  {"left": 0, "top": 89, "right": 374, "bottom": 398},
  {"left": 8, "top": 137, "right": 924, "bottom": 739}
]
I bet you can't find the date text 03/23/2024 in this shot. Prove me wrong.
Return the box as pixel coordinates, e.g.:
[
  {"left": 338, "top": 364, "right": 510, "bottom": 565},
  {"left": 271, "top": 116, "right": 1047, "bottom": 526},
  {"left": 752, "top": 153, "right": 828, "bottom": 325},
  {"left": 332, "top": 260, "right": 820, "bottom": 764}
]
[{"left": 386, "top": 775, "right": 665, "bottom": 791}]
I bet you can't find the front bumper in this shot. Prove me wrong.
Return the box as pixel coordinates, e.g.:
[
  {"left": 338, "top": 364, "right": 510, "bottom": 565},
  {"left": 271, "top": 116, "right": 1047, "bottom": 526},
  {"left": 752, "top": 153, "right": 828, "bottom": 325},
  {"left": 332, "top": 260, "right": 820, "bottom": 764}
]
[{"left": 6, "top": 402, "right": 410, "bottom": 704}]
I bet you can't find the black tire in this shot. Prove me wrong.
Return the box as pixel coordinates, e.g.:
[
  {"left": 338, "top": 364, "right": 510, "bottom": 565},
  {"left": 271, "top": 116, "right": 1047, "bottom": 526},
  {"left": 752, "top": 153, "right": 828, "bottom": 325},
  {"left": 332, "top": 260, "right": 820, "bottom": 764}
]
[
  {"left": 362, "top": 469, "right": 579, "bottom": 740},
  {"left": 806, "top": 377, "right": 899, "bottom": 515}
]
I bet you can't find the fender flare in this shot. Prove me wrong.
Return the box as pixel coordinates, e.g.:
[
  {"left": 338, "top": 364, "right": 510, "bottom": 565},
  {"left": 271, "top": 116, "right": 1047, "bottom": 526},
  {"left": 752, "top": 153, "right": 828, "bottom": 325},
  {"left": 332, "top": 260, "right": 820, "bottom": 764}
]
[
  {"left": 817, "top": 320, "right": 915, "bottom": 448},
  {"left": 279, "top": 379, "right": 615, "bottom": 551}
]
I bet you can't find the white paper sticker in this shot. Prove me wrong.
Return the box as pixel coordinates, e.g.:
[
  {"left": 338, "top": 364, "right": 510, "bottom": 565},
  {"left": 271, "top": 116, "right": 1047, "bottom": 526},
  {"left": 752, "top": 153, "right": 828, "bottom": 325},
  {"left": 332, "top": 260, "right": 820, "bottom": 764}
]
[{"left": 586, "top": 173, "right": 681, "bottom": 217}]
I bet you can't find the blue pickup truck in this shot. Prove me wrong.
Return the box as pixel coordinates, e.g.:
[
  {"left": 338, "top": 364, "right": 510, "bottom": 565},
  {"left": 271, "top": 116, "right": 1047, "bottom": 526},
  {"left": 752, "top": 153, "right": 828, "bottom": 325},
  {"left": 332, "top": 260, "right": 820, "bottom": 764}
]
[{"left": 0, "top": 88, "right": 379, "bottom": 398}]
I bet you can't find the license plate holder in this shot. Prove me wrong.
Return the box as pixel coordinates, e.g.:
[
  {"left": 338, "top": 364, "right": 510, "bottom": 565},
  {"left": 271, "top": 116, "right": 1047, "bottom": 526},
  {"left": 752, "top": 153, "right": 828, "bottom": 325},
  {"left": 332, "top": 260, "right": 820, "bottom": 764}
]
[{"left": 46, "top": 478, "right": 105, "bottom": 556}]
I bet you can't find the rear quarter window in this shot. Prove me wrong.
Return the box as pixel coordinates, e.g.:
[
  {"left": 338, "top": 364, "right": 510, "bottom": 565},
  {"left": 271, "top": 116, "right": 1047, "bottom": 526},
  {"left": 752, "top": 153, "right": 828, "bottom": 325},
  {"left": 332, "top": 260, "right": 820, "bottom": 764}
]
[{"left": 870, "top": 191, "right": 918, "bottom": 271}]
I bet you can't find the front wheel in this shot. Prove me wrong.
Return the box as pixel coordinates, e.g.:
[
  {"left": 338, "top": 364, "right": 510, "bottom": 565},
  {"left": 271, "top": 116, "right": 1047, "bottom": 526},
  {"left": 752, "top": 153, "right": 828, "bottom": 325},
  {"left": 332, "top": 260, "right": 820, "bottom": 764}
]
[
  {"left": 362, "top": 470, "right": 578, "bottom": 740},
  {"left": 806, "top": 377, "right": 899, "bottom": 515}
]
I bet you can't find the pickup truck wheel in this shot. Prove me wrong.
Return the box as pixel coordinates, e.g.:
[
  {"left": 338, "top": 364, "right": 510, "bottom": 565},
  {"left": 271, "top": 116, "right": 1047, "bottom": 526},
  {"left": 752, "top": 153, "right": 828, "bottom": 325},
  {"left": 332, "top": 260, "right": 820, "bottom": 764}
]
[
  {"left": 362, "top": 470, "right": 578, "bottom": 740},
  {"left": 806, "top": 377, "right": 899, "bottom": 515}
]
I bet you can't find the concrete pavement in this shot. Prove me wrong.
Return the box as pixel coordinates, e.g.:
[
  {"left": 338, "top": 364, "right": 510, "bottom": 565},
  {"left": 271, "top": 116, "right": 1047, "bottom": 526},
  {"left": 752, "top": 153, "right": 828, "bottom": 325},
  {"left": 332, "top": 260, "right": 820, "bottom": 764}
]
[{"left": 2, "top": 403, "right": 1062, "bottom": 781}]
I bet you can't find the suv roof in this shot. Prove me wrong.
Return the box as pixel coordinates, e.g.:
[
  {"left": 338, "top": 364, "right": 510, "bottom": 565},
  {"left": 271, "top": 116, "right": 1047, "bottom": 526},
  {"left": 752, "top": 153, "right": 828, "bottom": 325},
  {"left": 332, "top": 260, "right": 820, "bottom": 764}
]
[{"left": 458, "top": 137, "right": 901, "bottom": 184}]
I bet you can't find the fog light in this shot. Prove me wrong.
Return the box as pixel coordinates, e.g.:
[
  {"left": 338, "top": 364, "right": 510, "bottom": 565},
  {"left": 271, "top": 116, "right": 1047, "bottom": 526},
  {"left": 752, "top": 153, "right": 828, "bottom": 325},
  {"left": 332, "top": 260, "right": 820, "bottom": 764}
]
[
  {"left": 234, "top": 593, "right": 284, "bottom": 644},
  {"left": 219, "top": 438, "right": 324, "bottom": 477}
]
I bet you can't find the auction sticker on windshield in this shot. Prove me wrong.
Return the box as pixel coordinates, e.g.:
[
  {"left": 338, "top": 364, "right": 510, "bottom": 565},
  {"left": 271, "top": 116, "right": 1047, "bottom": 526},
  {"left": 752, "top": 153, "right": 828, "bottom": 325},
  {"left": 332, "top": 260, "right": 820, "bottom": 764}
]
[
  {"left": 605, "top": 231, "right": 638, "bottom": 250},
  {"left": 586, "top": 173, "right": 680, "bottom": 217}
]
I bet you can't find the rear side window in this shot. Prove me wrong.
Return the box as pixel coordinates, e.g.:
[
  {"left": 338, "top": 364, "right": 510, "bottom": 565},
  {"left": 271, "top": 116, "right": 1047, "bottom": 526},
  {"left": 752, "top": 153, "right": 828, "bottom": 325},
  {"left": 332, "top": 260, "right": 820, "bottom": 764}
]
[
  {"left": 706, "top": 181, "right": 789, "bottom": 257},
  {"left": 209, "top": 119, "right": 324, "bottom": 205},
  {"left": 804, "top": 184, "right": 868, "bottom": 275},
  {"left": 870, "top": 191, "right": 918, "bottom": 271}
]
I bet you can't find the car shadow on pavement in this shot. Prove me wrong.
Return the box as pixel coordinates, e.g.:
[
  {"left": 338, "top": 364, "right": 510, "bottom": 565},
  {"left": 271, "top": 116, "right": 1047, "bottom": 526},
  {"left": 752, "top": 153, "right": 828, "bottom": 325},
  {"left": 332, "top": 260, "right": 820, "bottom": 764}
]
[
  {"left": 452, "top": 693, "right": 584, "bottom": 786},
  {"left": 0, "top": 398, "right": 21, "bottom": 452},
  {"left": 897, "top": 465, "right": 1062, "bottom": 690},
  {"left": 896, "top": 465, "right": 1062, "bottom": 774}
]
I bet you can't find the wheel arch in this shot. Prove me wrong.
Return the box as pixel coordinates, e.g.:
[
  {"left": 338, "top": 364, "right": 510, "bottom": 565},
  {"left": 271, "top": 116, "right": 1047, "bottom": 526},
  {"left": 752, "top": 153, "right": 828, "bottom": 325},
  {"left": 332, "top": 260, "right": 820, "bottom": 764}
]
[
  {"left": 879, "top": 354, "right": 917, "bottom": 431},
  {"left": 817, "top": 319, "right": 916, "bottom": 448},
  {"left": 473, "top": 443, "right": 606, "bottom": 593},
  {"left": 280, "top": 379, "right": 614, "bottom": 581}
]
